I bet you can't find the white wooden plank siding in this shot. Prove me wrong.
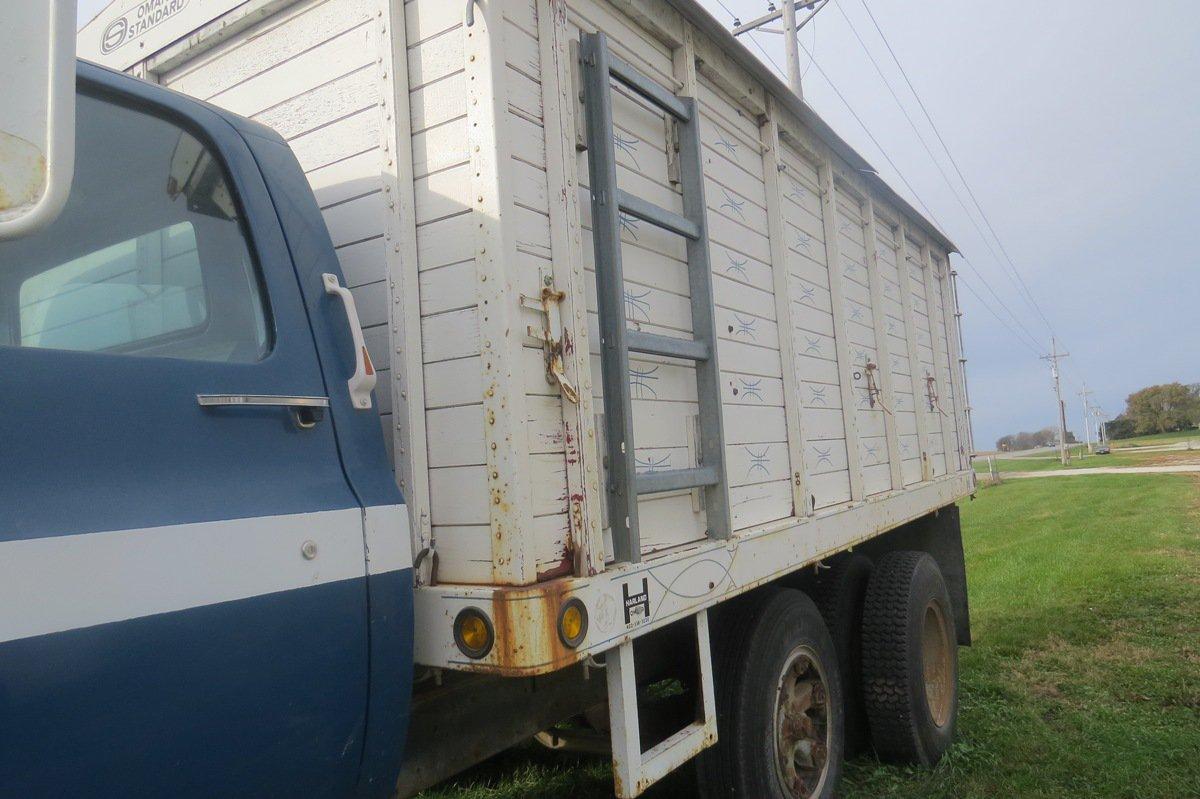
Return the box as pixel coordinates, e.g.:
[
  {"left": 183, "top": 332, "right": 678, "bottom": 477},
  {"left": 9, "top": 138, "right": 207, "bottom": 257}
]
[
  {"left": 873, "top": 216, "right": 923, "bottom": 485},
  {"left": 406, "top": 0, "right": 489, "bottom": 582},
  {"left": 697, "top": 77, "right": 794, "bottom": 532},
  {"left": 778, "top": 143, "right": 852, "bottom": 510},
  {"left": 116, "top": 0, "right": 971, "bottom": 592},
  {"left": 927, "top": 251, "right": 963, "bottom": 471},
  {"left": 834, "top": 193, "right": 890, "bottom": 497}
]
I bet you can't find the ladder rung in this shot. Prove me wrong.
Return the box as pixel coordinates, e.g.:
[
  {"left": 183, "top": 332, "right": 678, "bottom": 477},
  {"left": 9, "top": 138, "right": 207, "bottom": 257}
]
[
  {"left": 626, "top": 331, "right": 709, "bottom": 361},
  {"left": 607, "top": 53, "right": 692, "bottom": 121},
  {"left": 636, "top": 466, "right": 718, "bottom": 495},
  {"left": 616, "top": 190, "right": 699, "bottom": 240}
]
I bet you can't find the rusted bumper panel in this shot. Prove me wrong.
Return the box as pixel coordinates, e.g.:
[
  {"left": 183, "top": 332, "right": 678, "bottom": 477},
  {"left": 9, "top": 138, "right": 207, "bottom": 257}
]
[{"left": 414, "top": 473, "right": 974, "bottom": 675}]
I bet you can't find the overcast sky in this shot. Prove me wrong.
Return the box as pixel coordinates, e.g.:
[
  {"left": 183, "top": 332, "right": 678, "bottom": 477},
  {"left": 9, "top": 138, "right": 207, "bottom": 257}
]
[
  {"left": 78, "top": 0, "right": 1200, "bottom": 448},
  {"left": 694, "top": 0, "right": 1200, "bottom": 447}
]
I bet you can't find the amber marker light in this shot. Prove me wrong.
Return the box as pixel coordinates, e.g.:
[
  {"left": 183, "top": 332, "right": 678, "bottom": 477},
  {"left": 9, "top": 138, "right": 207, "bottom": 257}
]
[
  {"left": 453, "top": 607, "right": 494, "bottom": 659},
  {"left": 557, "top": 598, "right": 588, "bottom": 649}
]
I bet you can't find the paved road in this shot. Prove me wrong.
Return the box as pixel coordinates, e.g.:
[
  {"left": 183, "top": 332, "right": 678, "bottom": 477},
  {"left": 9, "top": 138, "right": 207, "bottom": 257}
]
[
  {"left": 1108, "top": 441, "right": 1200, "bottom": 454},
  {"left": 984, "top": 439, "right": 1200, "bottom": 460},
  {"left": 1004, "top": 464, "right": 1200, "bottom": 479}
]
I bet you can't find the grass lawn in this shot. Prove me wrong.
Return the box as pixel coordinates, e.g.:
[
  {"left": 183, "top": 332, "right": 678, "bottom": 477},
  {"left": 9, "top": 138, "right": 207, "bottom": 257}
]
[
  {"left": 974, "top": 447, "right": 1200, "bottom": 474},
  {"left": 1111, "top": 429, "right": 1200, "bottom": 449},
  {"left": 419, "top": 475, "right": 1200, "bottom": 799}
]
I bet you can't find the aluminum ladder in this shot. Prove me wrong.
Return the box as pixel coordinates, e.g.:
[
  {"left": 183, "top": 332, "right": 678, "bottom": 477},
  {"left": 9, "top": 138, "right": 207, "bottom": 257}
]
[
  {"left": 579, "top": 31, "right": 731, "bottom": 565},
  {"left": 579, "top": 32, "right": 723, "bottom": 797}
]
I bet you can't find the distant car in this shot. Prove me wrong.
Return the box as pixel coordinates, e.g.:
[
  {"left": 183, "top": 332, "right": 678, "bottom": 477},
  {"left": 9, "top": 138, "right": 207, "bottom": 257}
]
[{"left": 1096, "top": 443, "right": 1111, "bottom": 454}]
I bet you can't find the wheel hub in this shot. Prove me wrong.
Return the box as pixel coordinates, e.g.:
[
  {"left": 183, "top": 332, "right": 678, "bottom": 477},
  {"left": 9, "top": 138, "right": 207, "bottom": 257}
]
[
  {"left": 921, "top": 599, "right": 953, "bottom": 727},
  {"left": 773, "top": 646, "right": 831, "bottom": 798}
]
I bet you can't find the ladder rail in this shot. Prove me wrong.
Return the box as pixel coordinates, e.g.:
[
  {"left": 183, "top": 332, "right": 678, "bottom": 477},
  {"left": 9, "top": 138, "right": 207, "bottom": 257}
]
[
  {"left": 580, "top": 32, "right": 731, "bottom": 566},
  {"left": 676, "top": 93, "right": 731, "bottom": 540},
  {"left": 580, "top": 32, "right": 641, "bottom": 564}
]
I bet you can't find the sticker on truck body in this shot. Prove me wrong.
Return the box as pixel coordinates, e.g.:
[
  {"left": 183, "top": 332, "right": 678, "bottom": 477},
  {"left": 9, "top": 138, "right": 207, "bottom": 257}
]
[
  {"left": 101, "top": 0, "right": 190, "bottom": 54},
  {"left": 622, "top": 577, "right": 650, "bottom": 628}
]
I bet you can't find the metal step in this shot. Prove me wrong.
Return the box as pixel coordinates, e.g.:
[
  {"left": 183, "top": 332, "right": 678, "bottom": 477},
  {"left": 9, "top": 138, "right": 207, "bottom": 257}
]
[
  {"left": 580, "top": 31, "right": 731, "bottom": 566},
  {"left": 606, "top": 610, "right": 718, "bottom": 799}
]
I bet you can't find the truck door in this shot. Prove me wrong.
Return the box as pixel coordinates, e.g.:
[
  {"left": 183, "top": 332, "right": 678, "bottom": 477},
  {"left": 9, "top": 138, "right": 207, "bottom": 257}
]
[{"left": 0, "top": 83, "right": 371, "bottom": 796}]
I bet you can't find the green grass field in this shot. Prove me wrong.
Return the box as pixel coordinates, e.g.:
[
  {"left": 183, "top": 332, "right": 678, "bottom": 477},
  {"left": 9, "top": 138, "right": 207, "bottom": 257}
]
[
  {"left": 1111, "top": 429, "right": 1200, "bottom": 449},
  {"left": 973, "top": 447, "right": 1200, "bottom": 474},
  {"left": 420, "top": 475, "right": 1200, "bottom": 799}
]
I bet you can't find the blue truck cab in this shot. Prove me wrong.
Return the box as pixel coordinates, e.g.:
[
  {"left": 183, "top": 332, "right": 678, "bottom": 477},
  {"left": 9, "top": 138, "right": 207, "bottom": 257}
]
[{"left": 0, "top": 62, "right": 414, "bottom": 798}]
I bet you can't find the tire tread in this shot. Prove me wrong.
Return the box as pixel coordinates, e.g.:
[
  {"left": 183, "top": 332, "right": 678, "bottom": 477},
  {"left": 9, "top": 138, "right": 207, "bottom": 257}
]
[{"left": 860, "top": 550, "right": 926, "bottom": 763}]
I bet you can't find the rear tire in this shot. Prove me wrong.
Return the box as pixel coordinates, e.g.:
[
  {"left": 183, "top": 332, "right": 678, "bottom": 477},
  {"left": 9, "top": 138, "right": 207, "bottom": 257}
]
[
  {"left": 808, "top": 554, "right": 873, "bottom": 757},
  {"left": 697, "top": 588, "right": 844, "bottom": 799},
  {"left": 860, "top": 551, "right": 958, "bottom": 766}
]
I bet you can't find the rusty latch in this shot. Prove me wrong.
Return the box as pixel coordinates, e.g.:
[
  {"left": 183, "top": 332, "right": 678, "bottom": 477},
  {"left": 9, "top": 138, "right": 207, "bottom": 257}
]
[
  {"left": 924, "top": 374, "right": 948, "bottom": 417},
  {"left": 865, "top": 362, "right": 892, "bottom": 415},
  {"left": 525, "top": 276, "right": 580, "bottom": 404}
]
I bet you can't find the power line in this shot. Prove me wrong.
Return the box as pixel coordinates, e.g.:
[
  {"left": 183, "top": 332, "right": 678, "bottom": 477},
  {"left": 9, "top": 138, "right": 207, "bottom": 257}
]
[
  {"left": 841, "top": 4, "right": 1105, "bottom": 427},
  {"left": 828, "top": 1, "right": 1050, "bottom": 354},
  {"left": 956, "top": 275, "right": 1044, "bottom": 358},
  {"left": 717, "top": 2, "right": 1107, "bottom": 445},
  {"left": 853, "top": 0, "right": 1060, "bottom": 343},
  {"left": 832, "top": 6, "right": 1009, "bottom": 277},
  {"left": 714, "top": 2, "right": 1050, "bottom": 359},
  {"left": 795, "top": 40, "right": 934, "bottom": 216},
  {"left": 802, "top": 15, "right": 817, "bottom": 80},
  {"left": 791, "top": 37, "right": 1048, "bottom": 355}
]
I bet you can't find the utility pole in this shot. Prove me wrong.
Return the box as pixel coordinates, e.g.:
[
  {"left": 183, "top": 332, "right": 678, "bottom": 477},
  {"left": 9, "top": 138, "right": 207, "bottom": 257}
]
[
  {"left": 1078, "top": 383, "right": 1095, "bottom": 455},
  {"left": 1041, "top": 338, "right": 1070, "bottom": 466},
  {"left": 732, "top": 1, "right": 830, "bottom": 99},
  {"left": 782, "top": 0, "right": 802, "bottom": 98}
]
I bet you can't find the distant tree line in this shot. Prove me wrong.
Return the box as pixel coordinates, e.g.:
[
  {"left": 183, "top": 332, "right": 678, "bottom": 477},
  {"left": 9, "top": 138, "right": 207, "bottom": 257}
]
[
  {"left": 995, "top": 427, "right": 1078, "bottom": 452},
  {"left": 995, "top": 382, "right": 1199, "bottom": 449},
  {"left": 1105, "top": 382, "right": 1200, "bottom": 439}
]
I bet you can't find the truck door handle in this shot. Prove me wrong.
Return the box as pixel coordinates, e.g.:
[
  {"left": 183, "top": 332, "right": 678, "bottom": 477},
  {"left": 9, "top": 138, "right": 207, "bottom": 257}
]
[
  {"left": 323, "top": 273, "right": 377, "bottom": 410},
  {"left": 197, "top": 394, "right": 330, "bottom": 429}
]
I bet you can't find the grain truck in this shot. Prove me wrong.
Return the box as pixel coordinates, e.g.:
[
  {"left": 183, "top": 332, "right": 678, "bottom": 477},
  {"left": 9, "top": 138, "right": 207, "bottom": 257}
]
[{"left": 0, "top": 0, "right": 975, "bottom": 796}]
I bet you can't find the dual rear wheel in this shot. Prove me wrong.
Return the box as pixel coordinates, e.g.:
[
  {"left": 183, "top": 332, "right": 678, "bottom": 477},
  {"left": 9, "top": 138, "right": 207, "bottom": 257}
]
[
  {"left": 861, "top": 551, "right": 959, "bottom": 765},
  {"left": 696, "top": 551, "right": 958, "bottom": 798},
  {"left": 697, "top": 587, "right": 844, "bottom": 799}
]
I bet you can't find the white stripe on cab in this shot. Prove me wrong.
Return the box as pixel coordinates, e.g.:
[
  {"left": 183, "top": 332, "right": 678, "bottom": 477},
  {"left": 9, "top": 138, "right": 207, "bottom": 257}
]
[{"left": 0, "top": 505, "right": 411, "bottom": 644}]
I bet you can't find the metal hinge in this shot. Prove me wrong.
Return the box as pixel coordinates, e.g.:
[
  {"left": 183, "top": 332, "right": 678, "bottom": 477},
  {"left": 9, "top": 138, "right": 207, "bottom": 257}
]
[{"left": 412, "top": 510, "right": 436, "bottom": 586}]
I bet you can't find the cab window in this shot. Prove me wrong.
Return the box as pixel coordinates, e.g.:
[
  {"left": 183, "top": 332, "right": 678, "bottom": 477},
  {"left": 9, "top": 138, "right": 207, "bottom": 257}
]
[{"left": 0, "top": 93, "right": 269, "bottom": 362}]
